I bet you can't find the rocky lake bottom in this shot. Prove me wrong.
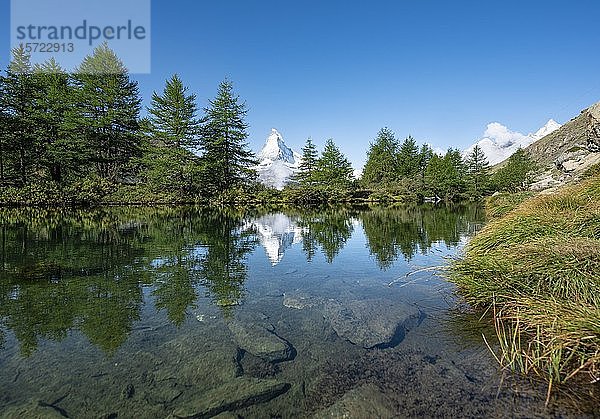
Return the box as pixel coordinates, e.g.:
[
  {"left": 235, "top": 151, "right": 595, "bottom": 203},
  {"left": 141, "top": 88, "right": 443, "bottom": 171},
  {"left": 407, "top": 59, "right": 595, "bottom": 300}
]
[{"left": 0, "top": 206, "right": 597, "bottom": 418}]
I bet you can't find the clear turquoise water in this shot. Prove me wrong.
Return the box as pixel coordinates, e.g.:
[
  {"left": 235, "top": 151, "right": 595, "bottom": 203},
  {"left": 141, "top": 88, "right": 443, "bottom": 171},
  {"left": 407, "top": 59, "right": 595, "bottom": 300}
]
[{"left": 0, "top": 205, "right": 594, "bottom": 418}]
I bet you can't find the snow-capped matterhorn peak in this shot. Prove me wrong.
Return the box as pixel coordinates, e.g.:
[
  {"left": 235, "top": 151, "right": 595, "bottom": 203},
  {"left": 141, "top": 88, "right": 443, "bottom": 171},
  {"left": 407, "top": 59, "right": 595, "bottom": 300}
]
[
  {"left": 259, "top": 129, "right": 297, "bottom": 164},
  {"left": 255, "top": 129, "right": 302, "bottom": 190}
]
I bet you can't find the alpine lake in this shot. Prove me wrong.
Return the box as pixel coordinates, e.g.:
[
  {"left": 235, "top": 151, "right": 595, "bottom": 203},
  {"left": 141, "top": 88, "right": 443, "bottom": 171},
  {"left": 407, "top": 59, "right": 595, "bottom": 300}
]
[{"left": 0, "top": 205, "right": 597, "bottom": 418}]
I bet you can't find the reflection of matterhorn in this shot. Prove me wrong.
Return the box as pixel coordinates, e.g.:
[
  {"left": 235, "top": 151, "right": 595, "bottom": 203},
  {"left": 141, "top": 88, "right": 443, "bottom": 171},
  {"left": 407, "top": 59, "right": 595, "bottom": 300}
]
[
  {"left": 255, "top": 129, "right": 302, "bottom": 190},
  {"left": 248, "top": 214, "right": 305, "bottom": 265}
]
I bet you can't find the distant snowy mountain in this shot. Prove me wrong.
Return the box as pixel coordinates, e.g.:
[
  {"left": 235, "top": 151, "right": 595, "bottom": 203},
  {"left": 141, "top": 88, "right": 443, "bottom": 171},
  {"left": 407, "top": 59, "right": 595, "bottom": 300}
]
[
  {"left": 463, "top": 119, "right": 561, "bottom": 165},
  {"left": 531, "top": 119, "right": 562, "bottom": 141},
  {"left": 255, "top": 129, "right": 302, "bottom": 190}
]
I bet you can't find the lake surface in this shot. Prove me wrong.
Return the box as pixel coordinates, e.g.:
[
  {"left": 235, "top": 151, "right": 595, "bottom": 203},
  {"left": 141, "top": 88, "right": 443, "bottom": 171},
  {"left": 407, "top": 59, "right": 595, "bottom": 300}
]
[{"left": 0, "top": 205, "right": 594, "bottom": 418}]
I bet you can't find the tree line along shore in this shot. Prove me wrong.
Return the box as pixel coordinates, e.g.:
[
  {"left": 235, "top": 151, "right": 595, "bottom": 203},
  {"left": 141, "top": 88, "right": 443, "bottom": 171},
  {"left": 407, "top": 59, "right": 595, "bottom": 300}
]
[{"left": 0, "top": 44, "right": 536, "bottom": 207}]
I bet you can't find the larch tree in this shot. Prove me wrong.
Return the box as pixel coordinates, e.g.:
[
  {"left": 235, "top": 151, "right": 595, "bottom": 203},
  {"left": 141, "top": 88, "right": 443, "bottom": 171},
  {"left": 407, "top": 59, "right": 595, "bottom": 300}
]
[
  {"left": 31, "top": 58, "right": 76, "bottom": 183},
  {"left": 314, "top": 139, "right": 354, "bottom": 188},
  {"left": 0, "top": 45, "right": 37, "bottom": 186},
  {"left": 425, "top": 148, "right": 467, "bottom": 201},
  {"left": 295, "top": 137, "right": 319, "bottom": 186},
  {"left": 71, "top": 43, "right": 142, "bottom": 181},
  {"left": 200, "top": 80, "right": 257, "bottom": 194},
  {"left": 491, "top": 148, "right": 537, "bottom": 192},
  {"left": 397, "top": 136, "right": 420, "bottom": 179},
  {"left": 145, "top": 74, "right": 202, "bottom": 192},
  {"left": 361, "top": 127, "right": 400, "bottom": 187},
  {"left": 465, "top": 145, "right": 490, "bottom": 197}
]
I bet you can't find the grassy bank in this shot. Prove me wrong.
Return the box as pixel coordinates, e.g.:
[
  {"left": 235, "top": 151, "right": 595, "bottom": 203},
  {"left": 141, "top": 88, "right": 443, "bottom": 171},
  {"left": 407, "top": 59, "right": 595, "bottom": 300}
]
[{"left": 451, "top": 175, "right": 600, "bottom": 387}]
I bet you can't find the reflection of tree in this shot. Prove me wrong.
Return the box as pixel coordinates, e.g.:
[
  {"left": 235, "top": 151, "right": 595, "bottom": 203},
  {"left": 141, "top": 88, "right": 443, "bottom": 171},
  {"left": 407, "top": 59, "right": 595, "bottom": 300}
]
[
  {"left": 153, "top": 266, "right": 197, "bottom": 327},
  {"left": 297, "top": 208, "right": 355, "bottom": 263},
  {"left": 78, "top": 272, "right": 144, "bottom": 354},
  {"left": 360, "top": 203, "right": 485, "bottom": 268},
  {"left": 361, "top": 208, "right": 410, "bottom": 269},
  {"left": 196, "top": 210, "right": 257, "bottom": 318},
  {"left": 0, "top": 209, "right": 149, "bottom": 356},
  {"left": 0, "top": 207, "right": 259, "bottom": 355},
  {"left": 2, "top": 281, "right": 77, "bottom": 356}
]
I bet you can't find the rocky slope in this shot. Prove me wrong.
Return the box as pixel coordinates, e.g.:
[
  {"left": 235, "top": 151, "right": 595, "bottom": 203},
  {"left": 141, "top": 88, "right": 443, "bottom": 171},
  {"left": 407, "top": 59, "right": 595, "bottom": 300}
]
[{"left": 525, "top": 101, "right": 600, "bottom": 190}]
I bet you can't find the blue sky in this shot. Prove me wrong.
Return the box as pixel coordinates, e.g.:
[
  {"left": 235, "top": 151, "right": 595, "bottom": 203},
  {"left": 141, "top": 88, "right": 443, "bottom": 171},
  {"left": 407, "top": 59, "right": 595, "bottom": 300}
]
[{"left": 1, "top": 0, "right": 600, "bottom": 169}]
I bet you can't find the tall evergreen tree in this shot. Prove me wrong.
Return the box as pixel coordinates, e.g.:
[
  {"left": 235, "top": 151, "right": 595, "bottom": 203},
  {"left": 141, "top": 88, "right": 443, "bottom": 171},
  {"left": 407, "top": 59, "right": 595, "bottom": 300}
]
[
  {"left": 144, "top": 74, "right": 202, "bottom": 192},
  {"left": 295, "top": 137, "right": 318, "bottom": 185},
  {"left": 465, "top": 145, "right": 490, "bottom": 197},
  {"left": 200, "top": 80, "right": 257, "bottom": 194},
  {"left": 314, "top": 139, "right": 354, "bottom": 188},
  {"left": 417, "top": 144, "right": 435, "bottom": 187},
  {"left": 0, "top": 80, "right": 8, "bottom": 185},
  {"left": 31, "top": 59, "right": 77, "bottom": 183},
  {"left": 147, "top": 74, "right": 201, "bottom": 149},
  {"left": 71, "top": 43, "right": 141, "bottom": 181},
  {"left": 361, "top": 127, "right": 400, "bottom": 187},
  {"left": 0, "top": 46, "right": 37, "bottom": 186},
  {"left": 397, "top": 136, "right": 420, "bottom": 179}
]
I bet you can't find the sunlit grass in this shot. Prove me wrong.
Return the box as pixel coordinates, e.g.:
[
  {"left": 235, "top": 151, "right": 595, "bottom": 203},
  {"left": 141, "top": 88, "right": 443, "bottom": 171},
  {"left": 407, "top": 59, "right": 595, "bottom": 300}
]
[
  {"left": 451, "top": 175, "right": 600, "bottom": 385},
  {"left": 484, "top": 192, "right": 534, "bottom": 219}
]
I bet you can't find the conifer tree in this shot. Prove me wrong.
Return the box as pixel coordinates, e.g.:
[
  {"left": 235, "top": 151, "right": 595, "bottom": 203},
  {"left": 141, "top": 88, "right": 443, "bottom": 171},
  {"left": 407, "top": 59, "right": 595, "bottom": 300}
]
[
  {"left": 397, "top": 136, "right": 420, "bottom": 179},
  {"left": 144, "top": 74, "right": 201, "bottom": 192},
  {"left": 417, "top": 144, "right": 434, "bottom": 186},
  {"left": 0, "top": 77, "right": 9, "bottom": 185},
  {"left": 71, "top": 43, "right": 141, "bottom": 181},
  {"left": 147, "top": 74, "right": 201, "bottom": 149},
  {"left": 0, "top": 103, "right": 7, "bottom": 185},
  {"left": 465, "top": 145, "right": 490, "bottom": 197},
  {"left": 425, "top": 148, "right": 467, "bottom": 201},
  {"left": 31, "top": 58, "right": 76, "bottom": 183},
  {"left": 314, "top": 139, "right": 353, "bottom": 187},
  {"left": 0, "top": 46, "right": 37, "bottom": 186},
  {"left": 200, "top": 80, "right": 257, "bottom": 194},
  {"left": 295, "top": 137, "right": 318, "bottom": 185},
  {"left": 362, "top": 127, "right": 400, "bottom": 187}
]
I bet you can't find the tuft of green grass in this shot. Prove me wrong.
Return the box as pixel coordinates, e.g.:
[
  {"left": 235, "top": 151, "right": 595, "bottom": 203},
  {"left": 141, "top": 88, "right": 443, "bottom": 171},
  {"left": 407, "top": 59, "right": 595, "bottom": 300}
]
[
  {"left": 484, "top": 192, "right": 535, "bottom": 219},
  {"left": 451, "top": 175, "right": 600, "bottom": 385},
  {"left": 582, "top": 162, "right": 600, "bottom": 179}
]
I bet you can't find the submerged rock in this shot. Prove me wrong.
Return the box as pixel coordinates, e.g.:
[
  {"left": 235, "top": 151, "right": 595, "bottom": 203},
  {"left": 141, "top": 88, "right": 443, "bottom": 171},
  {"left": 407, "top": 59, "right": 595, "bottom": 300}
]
[
  {"left": 178, "top": 349, "right": 243, "bottom": 387},
  {"left": 1, "top": 400, "right": 67, "bottom": 419},
  {"left": 239, "top": 352, "right": 280, "bottom": 379},
  {"left": 283, "top": 291, "right": 319, "bottom": 310},
  {"left": 172, "top": 377, "right": 290, "bottom": 418},
  {"left": 313, "top": 384, "right": 396, "bottom": 418},
  {"left": 227, "top": 320, "right": 295, "bottom": 363},
  {"left": 323, "top": 299, "right": 422, "bottom": 348}
]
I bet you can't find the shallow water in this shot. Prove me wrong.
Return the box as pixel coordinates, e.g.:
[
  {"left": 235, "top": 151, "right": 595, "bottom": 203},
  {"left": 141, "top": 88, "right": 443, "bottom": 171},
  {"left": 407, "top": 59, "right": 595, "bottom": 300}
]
[{"left": 0, "top": 205, "right": 595, "bottom": 418}]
